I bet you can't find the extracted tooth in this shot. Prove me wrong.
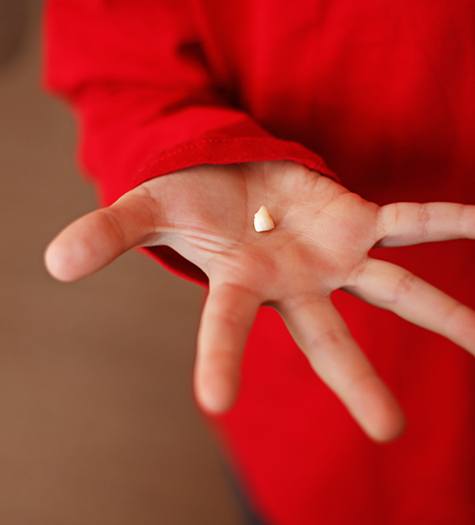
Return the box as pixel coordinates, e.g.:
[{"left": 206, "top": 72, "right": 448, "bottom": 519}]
[{"left": 253, "top": 205, "right": 275, "bottom": 232}]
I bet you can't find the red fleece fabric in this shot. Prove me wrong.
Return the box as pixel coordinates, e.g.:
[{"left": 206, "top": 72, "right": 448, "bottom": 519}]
[{"left": 44, "top": 1, "right": 475, "bottom": 523}]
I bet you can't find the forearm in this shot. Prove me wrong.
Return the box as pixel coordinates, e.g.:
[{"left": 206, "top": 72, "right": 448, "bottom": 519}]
[{"left": 43, "top": 0, "right": 337, "bottom": 284}]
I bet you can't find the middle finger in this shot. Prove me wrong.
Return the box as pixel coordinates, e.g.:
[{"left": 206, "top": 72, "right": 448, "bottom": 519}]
[{"left": 279, "top": 294, "right": 405, "bottom": 442}]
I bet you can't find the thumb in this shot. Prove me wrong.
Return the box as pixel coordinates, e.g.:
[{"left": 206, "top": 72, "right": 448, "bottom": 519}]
[{"left": 44, "top": 189, "right": 156, "bottom": 282}]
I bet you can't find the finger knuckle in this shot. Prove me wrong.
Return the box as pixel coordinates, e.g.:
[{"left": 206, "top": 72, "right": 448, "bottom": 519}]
[
  {"left": 389, "top": 271, "right": 417, "bottom": 304},
  {"left": 97, "top": 208, "right": 126, "bottom": 246},
  {"left": 309, "top": 327, "right": 350, "bottom": 350},
  {"left": 444, "top": 302, "right": 475, "bottom": 338},
  {"left": 417, "top": 203, "right": 430, "bottom": 239}
]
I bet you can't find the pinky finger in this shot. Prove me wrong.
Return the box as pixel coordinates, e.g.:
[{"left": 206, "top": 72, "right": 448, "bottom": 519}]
[
  {"left": 194, "top": 282, "right": 261, "bottom": 414},
  {"left": 376, "top": 202, "right": 475, "bottom": 247}
]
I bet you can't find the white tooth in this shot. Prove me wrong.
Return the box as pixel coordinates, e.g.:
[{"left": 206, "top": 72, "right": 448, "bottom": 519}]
[{"left": 253, "top": 205, "right": 275, "bottom": 232}]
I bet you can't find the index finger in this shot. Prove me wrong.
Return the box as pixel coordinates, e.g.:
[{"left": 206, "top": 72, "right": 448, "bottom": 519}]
[{"left": 194, "top": 281, "right": 261, "bottom": 414}]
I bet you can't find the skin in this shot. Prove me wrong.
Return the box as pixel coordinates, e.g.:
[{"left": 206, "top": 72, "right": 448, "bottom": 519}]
[{"left": 44, "top": 160, "right": 475, "bottom": 442}]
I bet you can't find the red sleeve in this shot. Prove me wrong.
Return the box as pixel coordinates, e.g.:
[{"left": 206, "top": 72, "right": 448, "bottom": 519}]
[{"left": 43, "top": 0, "right": 339, "bottom": 285}]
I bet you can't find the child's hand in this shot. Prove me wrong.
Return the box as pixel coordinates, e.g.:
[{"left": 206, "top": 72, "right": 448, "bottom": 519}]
[{"left": 45, "top": 161, "right": 475, "bottom": 441}]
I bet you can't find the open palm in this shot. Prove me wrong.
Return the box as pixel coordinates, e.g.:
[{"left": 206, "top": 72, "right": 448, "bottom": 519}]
[{"left": 45, "top": 160, "right": 475, "bottom": 441}]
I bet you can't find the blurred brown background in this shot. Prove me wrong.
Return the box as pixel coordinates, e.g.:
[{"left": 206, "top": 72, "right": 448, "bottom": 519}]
[{"left": 0, "top": 2, "right": 244, "bottom": 523}]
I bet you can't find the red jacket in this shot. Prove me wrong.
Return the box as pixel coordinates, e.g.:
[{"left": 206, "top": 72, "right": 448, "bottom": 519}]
[{"left": 44, "top": 1, "right": 475, "bottom": 523}]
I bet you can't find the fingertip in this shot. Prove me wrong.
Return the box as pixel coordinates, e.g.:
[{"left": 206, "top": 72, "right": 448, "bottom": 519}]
[
  {"left": 44, "top": 210, "right": 115, "bottom": 282},
  {"left": 348, "top": 376, "right": 406, "bottom": 443},
  {"left": 44, "top": 240, "right": 77, "bottom": 282},
  {"left": 366, "top": 408, "right": 406, "bottom": 443},
  {"left": 193, "top": 368, "right": 239, "bottom": 415},
  {"left": 44, "top": 229, "right": 95, "bottom": 282},
  {"left": 362, "top": 391, "right": 406, "bottom": 443},
  {"left": 195, "top": 390, "right": 233, "bottom": 415}
]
